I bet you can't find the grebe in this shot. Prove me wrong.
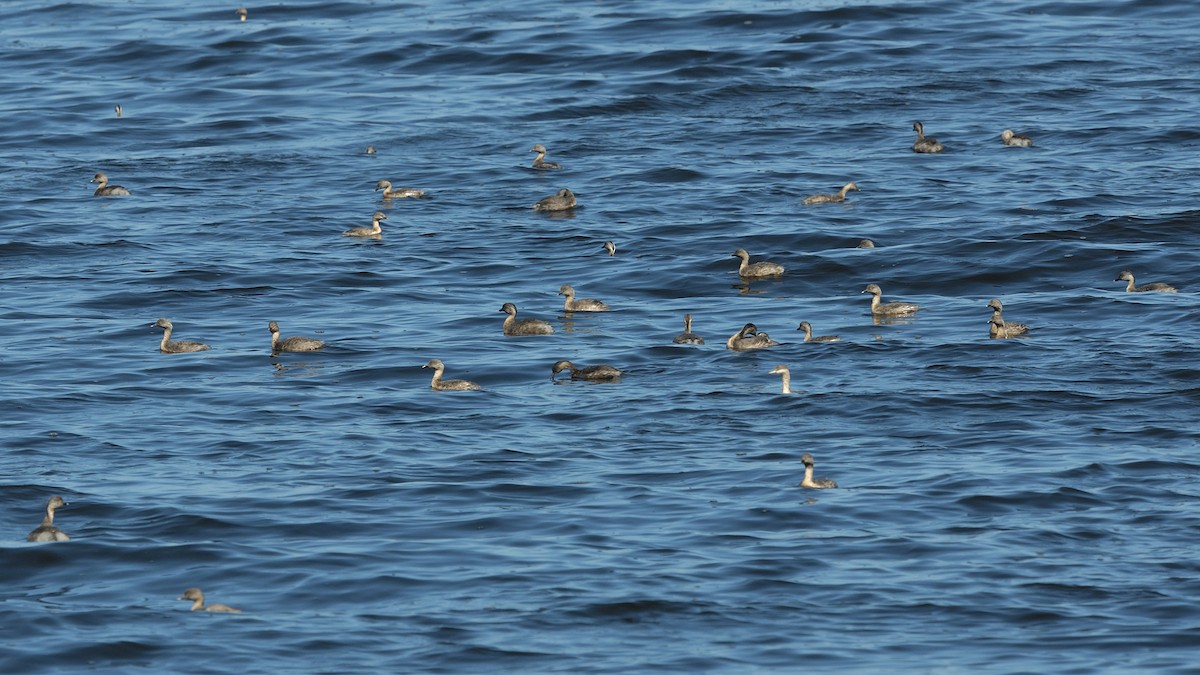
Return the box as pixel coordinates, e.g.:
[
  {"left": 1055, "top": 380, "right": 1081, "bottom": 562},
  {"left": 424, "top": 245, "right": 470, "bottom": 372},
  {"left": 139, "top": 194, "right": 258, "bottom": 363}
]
[
  {"left": 731, "top": 248, "right": 784, "bottom": 278},
  {"left": 533, "top": 188, "right": 576, "bottom": 212},
  {"left": 558, "top": 284, "right": 609, "bottom": 312},
  {"left": 499, "top": 302, "right": 554, "bottom": 335},
  {"left": 269, "top": 321, "right": 324, "bottom": 352},
  {"left": 551, "top": 360, "right": 621, "bottom": 381},
  {"left": 343, "top": 211, "right": 386, "bottom": 237},
  {"left": 91, "top": 172, "right": 131, "bottom": 196},
  {"left": 152, "top": 318, "right": 209, "bottom": 353},
  {"left": 911, "top": 121, "right": 944, "bottom": 153},
  {"left": 769, "top": 364, "right": 794, "bottom": 394},
  {"left": 673, "top": 314, "right": 704, "bottom": 344},
  {"left": 796, "top": 321, "right": 840, "bottom": 343},
  {"left": 423, "top": 359, "right": 482, "bottom": 390},
  {"left": 862, "top": 283, "right": 919, "bottom": 316},
  {"left": 802, "top": 182, "right": 859, "bottom": 205},
  {"left": 1114, "top": 270, "right": 1177, "bottom": 293},
  {"left": 530, "top": 144, "right": 561, "bottom": 170},
  {"left": 1000, "top": 129, "right": 1033, "bottom": 147},
  {"left": 26, "top": 495, "right": 70, "bottom": 542},
  {"left": 374, "top": 180, "right": 425, "bottom": 199},
  {"left": 800, "top": 453, "right": 837, "bottom": 489},
  {"left": 179, "top": 588, "right": 241, "bottom": 613}
]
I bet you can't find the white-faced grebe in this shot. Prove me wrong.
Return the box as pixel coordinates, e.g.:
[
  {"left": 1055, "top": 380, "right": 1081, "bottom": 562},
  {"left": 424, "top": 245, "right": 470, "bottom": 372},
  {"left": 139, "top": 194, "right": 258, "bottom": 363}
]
[
  {"left": 499, "top": 302, "right": 554, "bottom": 335},
  {"left": 27, "top": 495, "right": 70, "bottom": 542},
  {"left": 769, "top": 364, "right": 794, "bottom": 394},
  {"left": 796, "top": 321, "right": 840, "bottom": 342},
  {"left": 374, "top": 180, "right": 425, "bottom": 199},
  {"left": 986, "top": 299, "right": 1029, "bottom": 338},
  {"left": 911, "top": 121, "right": 944, "bottom": 153},
  {"left": 91, "top": 172, "right": 131, "bottom": 196},
  {"left": 862, "top": 283, "right": 919, "bottom": 316},
  {"left": 551, "top": 360, "right": 621, "bottom": 381},
  {"left": 731, "top": 248, "right": 784, "bottom": 278},
  {"left": 673, "top": 314, "right": 704, "bottom": 344},
  {"left": 800, "top": 453, "right": 837, "bottom": 489},
  {"left": 1114, "top": 270, "right": 1177, "bottom": 293},
  {"left": 533, "top": 188, "right": 576, "bottom": 212},
  {"left": 802, "top": 182, "right": 859, "bottom": 205},
  {"left": 343, "top": 211, "right": 386, "bottom": 237},
  {"left": 179, "top": 588, "right": 241, "bottom": 613},
  {"left": 726, "top": 323, "right": 779, "bottom": 351},
  {"left": 558, "top": 284, "right": 609, "bottom": 312},
  {"left": 603, "top": 241, "right": 616, "bottom": 256},
  {"left": 152, "top": 318, "right": 209, "bottom": 353},
  {"left": 530, "top": 144, "right": 561, "bottom": 170},
  {"left": 269, "top": 321, "right": 324, "bottom": 352},
  {"left": 1000, "top": 129, "right": 1033, "bottom": 147},
  {"left": 423, "top": 359, "right": 482, "bottom": 390}
]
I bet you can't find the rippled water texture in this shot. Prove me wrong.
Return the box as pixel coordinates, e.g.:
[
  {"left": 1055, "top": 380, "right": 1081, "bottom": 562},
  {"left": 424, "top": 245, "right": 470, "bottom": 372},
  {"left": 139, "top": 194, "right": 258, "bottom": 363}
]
[{"left": 2, "top": 1, "right": 1199, "bottom": 672}]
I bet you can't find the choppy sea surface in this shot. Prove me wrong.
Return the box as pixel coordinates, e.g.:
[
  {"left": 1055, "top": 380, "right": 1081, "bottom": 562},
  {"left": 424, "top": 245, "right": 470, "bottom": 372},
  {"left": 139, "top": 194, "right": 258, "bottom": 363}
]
[{"left": 2, "top": 1, "right": 1199, "bottom": 672}]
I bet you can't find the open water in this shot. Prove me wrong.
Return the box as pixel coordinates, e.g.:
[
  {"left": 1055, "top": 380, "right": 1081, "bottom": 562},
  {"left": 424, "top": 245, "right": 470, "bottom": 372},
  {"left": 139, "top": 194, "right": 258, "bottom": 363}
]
[{"left": 2, "top": 1, "right": 1199, "bottom": 672}]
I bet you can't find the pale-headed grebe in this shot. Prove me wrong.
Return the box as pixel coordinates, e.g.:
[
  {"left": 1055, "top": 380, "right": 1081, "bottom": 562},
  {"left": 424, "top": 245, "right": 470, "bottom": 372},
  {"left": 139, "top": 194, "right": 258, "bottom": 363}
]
[
  {"left": 499, "top": 302, "right": 554, "bottom": 335},
  {"left": 269, "top": 321, "right": 324, "bottom": 352},
  {"left": 911, "top": 121, "right": 944, "bottom": 153},
  {"left": 91, "top": 172, "right": 131, "bottom": 196},
  {"left": 862, "top": 283, "right": 919, "bottom": 316},
  {"left": 236, "top": 7, "right": 247, "bottom": 22},
  {"left": 673, "top": 314, "right": 705, "bottom": 344},
  {"left": 796, "top": 321, "right": 840, "bottom": 343},
  {"left": 552, "top": 360, "right": 622, "bottom": 381},
  {"left": 986, "top": 299, "right": 1029, "bottom": 338},
  {"left": 374, "top": 180, "right": 425, "bottom": 199},
  {"left": 800, "top": 453, "right": 837, "bottom": 489},
  {"left": 114, "top": 104, "right": 122, "bottom": 118},
  {"left": 726, "top": 323, "right": 779, "bottom": 351},
  {"left": 769, "top": 364, "right": 794, "bottom": 394},
  {"left": 558, "top": 284, "right": 609, "bottom": 312},
  {"left": 179, "top": 588, "right": 241, "bottom": 613},
  {"left": 423, "top": 359, "right": 482, "bottom": 390},
  {"left": 27, "top": 495, "right": 70, "bottom": 543},
  {"left": 530, "top": 144, "right": 561, "bottom": 170},
  {"left": 857, "top": 239, "right": 876, "bottom": 248},
  {"left": 343, "top": 211, "right": 386, "bottom": 237},
  {"left": 533, "top": 188, "right": 576, "bottom": 212},
  {"left": 802, "top": 182, "right": 859, "bottom": 205},
  {"left": 1114, "top": 270, "right": 1177, "bottom": 293},
  {"left": 1000, "top": 129, "right": 1033, "bottom": 147},
  {"left": 603, "top": 241, "right": 616, "bottom": 256},
  {"left": 731, "top": 248, "right": 784, "bottom": 278},
  {"left": 152, "top": 318, "right": 209, "bottom": 353}
]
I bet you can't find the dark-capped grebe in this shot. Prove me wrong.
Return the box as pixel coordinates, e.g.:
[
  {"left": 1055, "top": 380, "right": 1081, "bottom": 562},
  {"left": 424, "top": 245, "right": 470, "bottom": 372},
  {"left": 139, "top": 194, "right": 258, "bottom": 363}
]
[
  {"left": 269, "top": 321, "right": 324, "bottom": 352},
  {"left": 552, "top": 360, "right": 622, "bottom": 381},
  {"left": 179, "top": 588, "right": 241, "bottom": 613},
  {"left": 374, "top": 180, "right": 425, "bottom": 199},
  {"left": 91, "top": 172, "right": 131, "bottom": 196},
  {"left": 1000, "top": 129, "right": 1033, "bottom": 147},
  {"left": 673, "top": 314, "right": 704, "bottom": 344},
  {"left": 800, "top": 453, "right": 837, "bottom": 489},
  {"left": 911, "top": 121, "right": 944, "bottom": 153},
  {"left": 423, "top": 359, "right": 482, "bottom": 390},
  {"left": 802, "top": 181, "right": 859, "bottom": 205},
  {"left": 530, "top": 144, "right": 561, "bottom": 170},
  {"left": 986, "top": 299, "right": 1029, "bottom": 338},
  {"left": 236, "top": 7, "right": 247, "bottom": 21},
  {"left": 343, "top": 211, "right": 386, "bottom": 237},
  {"left": 558, "top": 284, "right": 609, "bottom": 312},
  {"left": 603, "top": 241, "right": 616, "bottom": 256},
  {"left": 731, "top": 248, "right": 784, "bottom": 279},
  {"left": 1114, "top": 270, "right": 1177, "bottom": 293},
  {"left": 796, "top": 321, "right": 840, "bottom": 343},
  {"left": 726, "top": 323, "right": 779, "bottom": 351},
  {"left": 533, "top": 188, "right": 576, "bottom": 212},
  {"left": 27, "top": 495, "right": 70, "bottom": 542},
  {"left": 499, "top": 302, "right": 554, "bottom": 335},
  {"left": 152, "top": 318, "right": 209, "bottom": 353},
  {"left": 768, "top": 364, "right": 794, "bottom": 394},
  {"left": 862, "top": 283, "right": 919, "bottom": 316}
]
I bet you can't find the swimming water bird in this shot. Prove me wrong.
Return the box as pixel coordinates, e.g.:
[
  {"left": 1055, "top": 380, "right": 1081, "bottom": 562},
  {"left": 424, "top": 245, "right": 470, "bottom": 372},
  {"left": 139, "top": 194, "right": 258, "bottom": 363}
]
[
  {"left": 986, "top": 299, "right": 1029, "bottom": 338},
  {"left": 796, "top": 321, "right": 840, "bottom": 343},
  {"left": 911, "top": 121, "right": 944, "bottom": 153},
  {"left": 423, "top": 359, "right": 482, "bottom": 391},
  {"left": 27, "top": 495, "right": 70, "bottom": 542},
  {"left": 731, "top": 248, "right": 784, "bottom": 279},
  {"left": 91, "top": 172, "right": 130, "bottom": 196},
  {"left": 533, "top": 188, "right": 576, "bottom": 212},
  {"left": 800, "top": 453, "right": 837, "bottom": 489},
  {"left": 802, "top": 182, "right": 859, "bottom": 205},
  {"left": 672, "top": 314, "right": 704, "bottom": 344},
  {"left": 152, "top": 318, "right": 209, "bottom": 353},
  {"left": 726, "top": 323, "right": 779, "bottom": 351},
  {"left": 114, "top": 104, "right": 122, "bottom": 118},
  {"left": 530, "top": 144, "right": 561, "bottom": 170},
  {"left": 1114, "top": 270, "right": 1177, "bottom": 293},
  {"left": 269, "top": 321, "right": 324, "bottom": 353},
  {"left": 236, "top": 7, "right": 247, "bottom": 21},
  {"left": 558, "top": 284, "right": 609, "bottom": 312},
  {"left": 374, "top": 180, "right": 425, "bottom": 199},
  {"left": 603, "top": 241, "right": 616, "bottom": 256},
  {"left": 343, "top": 211, "right": 386, "bottom": 237},
  {"left": 857, "top": 239, "right": 876, "bottom": 248},
  {"left": 365, "top": 145, "right": 376, "bottom": 155},
  {"left": 862, "top": 283, "right": 919, "bottom": 317},
  {"left": 552, "top": 360, "right": 622, "bottom": 381},
  {"left": 1000, "top": 129, "right": 1034, "bottom": 147},
  {"left": 179, "top": 588, "right": 241, "bottom": 613},
  {"left": 769, "top": 364, "right": 794, "bottom": 394},
  {"left": 499, "top": 302, "right": 554, "bottom": 335}
]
